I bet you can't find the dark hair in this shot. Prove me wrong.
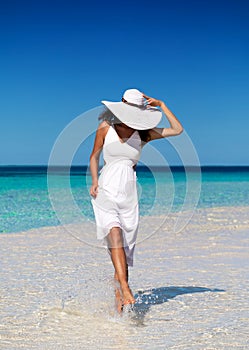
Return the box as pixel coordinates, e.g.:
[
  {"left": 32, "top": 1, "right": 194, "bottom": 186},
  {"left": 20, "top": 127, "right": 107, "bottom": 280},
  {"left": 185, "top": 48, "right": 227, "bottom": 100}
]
[
  {"left": 98, "top": 107, "right": 120, "bottom": 125},
  {"left": 98, "top": 107, "right": 150, "bottom": 143}
]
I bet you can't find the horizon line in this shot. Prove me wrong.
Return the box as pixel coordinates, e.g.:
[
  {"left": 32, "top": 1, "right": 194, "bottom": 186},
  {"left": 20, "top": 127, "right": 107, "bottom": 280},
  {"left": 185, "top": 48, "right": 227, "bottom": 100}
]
[{"left": 0, "top": 164, "right": 249, "bottom": 168}]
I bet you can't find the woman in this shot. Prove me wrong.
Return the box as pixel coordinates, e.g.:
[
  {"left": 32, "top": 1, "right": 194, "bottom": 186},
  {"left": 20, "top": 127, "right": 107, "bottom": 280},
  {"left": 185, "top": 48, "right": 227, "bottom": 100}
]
[{"left": 90, "top": 89, "right": 183, "bottom": 313}]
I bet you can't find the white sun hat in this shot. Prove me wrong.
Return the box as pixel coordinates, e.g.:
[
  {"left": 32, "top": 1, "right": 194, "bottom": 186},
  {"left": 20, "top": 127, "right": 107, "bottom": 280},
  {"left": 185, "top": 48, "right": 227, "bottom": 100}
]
[{"left": 101, "top": 88, "right": 162, "bottom": 130}]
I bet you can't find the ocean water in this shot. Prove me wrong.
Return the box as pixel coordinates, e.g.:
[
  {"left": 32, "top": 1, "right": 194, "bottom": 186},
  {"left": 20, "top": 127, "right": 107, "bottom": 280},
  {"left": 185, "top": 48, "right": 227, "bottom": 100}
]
[
  {"left": 0, "top": 166, "right": 249, "bottom": 234},
  {"left": 1, "top": 168, "right": 249, "bottom": 349}
]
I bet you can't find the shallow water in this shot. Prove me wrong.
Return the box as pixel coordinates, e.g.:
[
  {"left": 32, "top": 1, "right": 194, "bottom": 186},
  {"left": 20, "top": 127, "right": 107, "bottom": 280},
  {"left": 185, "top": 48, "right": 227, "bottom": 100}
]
[
  {"left": 1, "top": 167, "right": 249, "bottom": 348},
  {"left": 1, "top": 166, "right": 249, "bottom": 233},
  {"left": 1, "top": 207, "right": 249, "bottom": 349}
]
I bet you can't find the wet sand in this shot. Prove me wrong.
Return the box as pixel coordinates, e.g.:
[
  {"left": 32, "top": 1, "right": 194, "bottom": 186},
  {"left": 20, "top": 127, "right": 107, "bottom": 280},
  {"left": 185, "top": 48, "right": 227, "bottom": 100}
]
[{"left": 1, "top": 206, "right": 249, "bottom": 349}]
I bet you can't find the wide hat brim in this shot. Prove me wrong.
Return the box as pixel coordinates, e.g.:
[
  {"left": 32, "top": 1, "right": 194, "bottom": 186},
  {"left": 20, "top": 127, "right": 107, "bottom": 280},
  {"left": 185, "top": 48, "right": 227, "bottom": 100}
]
[{"left": 101, "top": 100, "right": 162, "bottom": 130}]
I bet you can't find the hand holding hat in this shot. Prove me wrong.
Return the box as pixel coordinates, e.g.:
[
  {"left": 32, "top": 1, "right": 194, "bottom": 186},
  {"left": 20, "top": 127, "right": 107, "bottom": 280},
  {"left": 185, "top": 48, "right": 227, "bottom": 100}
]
[{"left": 142, "top": 93, "right": 163, "bottom": 108}]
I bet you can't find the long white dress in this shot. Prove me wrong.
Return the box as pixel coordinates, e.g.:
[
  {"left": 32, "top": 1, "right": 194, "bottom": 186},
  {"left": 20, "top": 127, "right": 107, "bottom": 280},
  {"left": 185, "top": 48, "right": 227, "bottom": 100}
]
[{"left": 91, "top": 124, "right": 142, "bottom": 266}]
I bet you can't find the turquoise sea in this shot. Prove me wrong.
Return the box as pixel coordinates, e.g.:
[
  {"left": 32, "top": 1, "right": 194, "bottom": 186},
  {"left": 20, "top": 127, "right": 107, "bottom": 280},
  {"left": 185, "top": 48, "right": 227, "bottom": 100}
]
[{"left": 0, "top": 166, "right": 249, "bottom": 234}]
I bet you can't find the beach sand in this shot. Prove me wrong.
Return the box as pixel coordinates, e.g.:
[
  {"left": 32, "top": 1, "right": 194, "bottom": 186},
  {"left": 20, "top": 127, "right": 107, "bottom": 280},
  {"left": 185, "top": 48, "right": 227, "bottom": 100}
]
[{"left": 1, "top": 206, "right": 249, "bottom": 349}]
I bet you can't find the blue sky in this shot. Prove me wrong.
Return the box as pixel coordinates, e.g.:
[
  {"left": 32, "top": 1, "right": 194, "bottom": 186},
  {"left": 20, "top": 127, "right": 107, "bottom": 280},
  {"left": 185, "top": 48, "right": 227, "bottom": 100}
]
[{"left": 0, "top": 0, "right": 248, "bottom": 165}]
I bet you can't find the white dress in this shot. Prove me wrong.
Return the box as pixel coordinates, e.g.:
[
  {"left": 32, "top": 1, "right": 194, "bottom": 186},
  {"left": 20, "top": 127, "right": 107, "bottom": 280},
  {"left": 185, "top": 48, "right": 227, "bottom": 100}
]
[{"left": 91, "top": 124, "right": 142, "bottom": 266}]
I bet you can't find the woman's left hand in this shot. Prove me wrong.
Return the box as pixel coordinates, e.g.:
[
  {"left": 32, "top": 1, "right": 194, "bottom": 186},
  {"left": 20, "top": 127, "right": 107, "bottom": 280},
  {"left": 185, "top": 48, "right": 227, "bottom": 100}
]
[{"left": 143, "top": 93, "right": 162, "bottom": 107}]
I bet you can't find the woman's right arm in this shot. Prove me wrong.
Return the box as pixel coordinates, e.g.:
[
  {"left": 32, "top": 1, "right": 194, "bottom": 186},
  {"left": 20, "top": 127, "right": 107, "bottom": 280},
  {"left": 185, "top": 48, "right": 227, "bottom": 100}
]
[{"left": 89, "top": 121, "right": 109, "bottom": 198}]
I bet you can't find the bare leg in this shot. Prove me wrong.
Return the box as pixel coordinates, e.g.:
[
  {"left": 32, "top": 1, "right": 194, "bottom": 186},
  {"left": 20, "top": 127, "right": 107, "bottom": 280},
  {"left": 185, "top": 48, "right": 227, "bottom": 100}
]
[
  {"left": 107, "top": 227, "right": 135, "bottom": 309},
  {"left": 114, "top": 271, "right": 123, "bottom": 313}
]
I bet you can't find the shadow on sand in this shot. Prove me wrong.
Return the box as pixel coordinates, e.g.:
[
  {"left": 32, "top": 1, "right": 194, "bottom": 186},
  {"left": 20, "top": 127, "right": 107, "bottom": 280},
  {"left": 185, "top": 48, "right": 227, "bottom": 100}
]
[{"left": 131, "top": 286, "right": 225, "bottom": 326}]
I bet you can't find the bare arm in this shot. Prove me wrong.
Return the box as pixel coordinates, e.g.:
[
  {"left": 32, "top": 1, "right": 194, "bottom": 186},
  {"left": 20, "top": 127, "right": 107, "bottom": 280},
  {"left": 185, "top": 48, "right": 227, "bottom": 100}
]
[
  {"left": 89, "top": 121, "right": 109, "bottom": 198},
  {"left": 143, "top": 93, "right": 184, "bottom": 141}
]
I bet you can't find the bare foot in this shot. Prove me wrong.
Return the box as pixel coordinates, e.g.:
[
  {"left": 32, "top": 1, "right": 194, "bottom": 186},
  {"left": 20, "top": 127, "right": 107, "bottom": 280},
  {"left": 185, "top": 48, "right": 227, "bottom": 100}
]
[
  {"left": 115, "top": 287, "right": 123, "bottom": 313},
  {"left": 121, "top": 283, "right": 135, "bottom": 305}
]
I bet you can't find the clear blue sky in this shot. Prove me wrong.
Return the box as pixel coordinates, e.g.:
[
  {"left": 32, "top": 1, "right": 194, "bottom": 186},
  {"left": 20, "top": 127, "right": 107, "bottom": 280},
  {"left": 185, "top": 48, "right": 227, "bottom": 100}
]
[{"left": 0, "top": 0, "right": 248, "bottom": 165}]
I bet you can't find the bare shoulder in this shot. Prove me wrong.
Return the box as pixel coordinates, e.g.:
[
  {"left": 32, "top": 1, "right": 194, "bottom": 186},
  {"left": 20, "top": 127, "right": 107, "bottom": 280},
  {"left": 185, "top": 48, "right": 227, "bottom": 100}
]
[
  {"left": 96, "top": 120, "right": 110, "bottom": 139},
  {"left": 98, "top": 120, "right": 109, "bottom": 129},
  {"left": 90, "top": 121, "right": 110, "bottom": 154},
  {"left": 98, "top": 120, "right": 110, "bottom": 132}
]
